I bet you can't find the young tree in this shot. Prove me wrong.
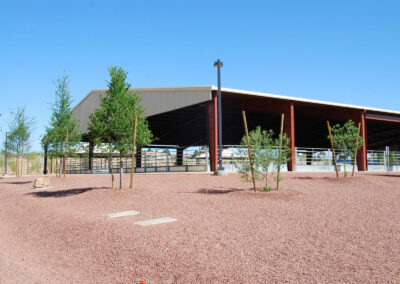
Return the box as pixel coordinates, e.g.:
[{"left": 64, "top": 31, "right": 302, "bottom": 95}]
[
  {"left": 7, "top": 107, "right": 35, "bottom": 177},
  {"left": 235, "top": 126, "right": 290, "bottom": 191},
  {"left": 274, "top": 132, "right": 291, "bottom": 190},
  {"left": 44, "top": 74, "right": 81, "bottom": 178},
  {"left": 88, "top": 66, "right": 152, "bottom": 189},
  {"left": 328, "top": 120, "right": 364, "bottom": 177}
]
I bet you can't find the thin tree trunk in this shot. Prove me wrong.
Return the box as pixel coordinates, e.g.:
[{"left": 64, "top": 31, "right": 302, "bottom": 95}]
[
  {"left": 64, "top": 130, "right": 69, "bottom": 178},
  {"left": 16, "top": 155, "right": 18, "bottom": 177},
  {"left": 276, "top": 113, "right": 284, "bottom": 190},
  {"left": 21, "top": 144, "right": 25, "bottom": 177},
  {"left": 242, "top": 111, "right": 257, "bottom": 192},
  {"left": 57, "top": 158, "right": 61, "bottom": 178},
  {"left": 59, "top": 157, "right": 63, "bottom": 178},
  {"left": 26, "top": 150, "right": 29, "bottom": 175},
  {"left": 110, "top": 155, "right": 114, "bottom": 189},
  {"left": 119, "top": 153, "right": 123, "bottom": 189},
  {"left": 16, "top": 147, "right": 19, "bottom": 177},
  {"left": 130, "top": 116, "right": 138, "bottom": 189},
  {"left": 327, "top": 121, "right": 339, "bottom": 178}
]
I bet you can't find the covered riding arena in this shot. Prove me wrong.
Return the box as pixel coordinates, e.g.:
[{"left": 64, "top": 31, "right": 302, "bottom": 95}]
[{"left": 58, "top": 86, "right": 400, "bottom": 174}]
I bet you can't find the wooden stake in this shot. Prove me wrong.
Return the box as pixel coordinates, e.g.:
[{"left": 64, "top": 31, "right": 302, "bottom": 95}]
[
  {"left": 21, "top": 144, "right": 24, "bottom": 177},
  {"left": 55, "top": 158, "right": 58, "bottom": 178},
  {"left": 110, "top": 155, "right": 114, "bottom": 189},
  {"left": 130, "top": 116, "right": 138, "bottom": 189},
  {"left": 242, "top": 111, "right": 257, "bottom": 192},
  {"left": 64, "top": 130, "right": 68, "bottom": 178},
  {"left": 276, "top": 113, "right": 284, "bottom": 190},
  {"left": 352, "top": 122, "right": 361, "bottom": 177},
  {"left": 327, "top": 121, "right": 339, "bottom": 178},
  {"left": 16, "top": 155, "right": 18, "bottom": 177}
]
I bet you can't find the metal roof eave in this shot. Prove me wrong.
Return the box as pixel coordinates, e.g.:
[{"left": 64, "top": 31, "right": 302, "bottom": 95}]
[
  {"left": 212, "top": 86, "right": 400, "bottom": 116},
  {"left": 73, "top": 86, "right": 214, "bottom": 113}
]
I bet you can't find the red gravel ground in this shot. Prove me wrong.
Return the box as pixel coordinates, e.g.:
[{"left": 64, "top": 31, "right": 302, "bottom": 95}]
[{"left": 0, "top": 172, "right": 399, "bottom": 283}]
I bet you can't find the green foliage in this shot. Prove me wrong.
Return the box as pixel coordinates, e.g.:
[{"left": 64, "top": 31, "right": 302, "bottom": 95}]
[
  {"left": 235, "top": 126, "right": 291, "bottom": 190},
  {"left": 88, "top": 66, "right": 153, "bottom": 189},
  {"left": 88, "top": 66, "right": 152, "bottom": 153},
  {"left": 44, "top": 73, "right": 81, "bottom": 158},
  {"left": 328, "top": 120, "right": 364, "bottom": 176},
  {"left": 262, "top": 186, "right": 272, "bottom": 192},
  {"left": 7, "top": 107, "right": 34, "bottom": 156}
]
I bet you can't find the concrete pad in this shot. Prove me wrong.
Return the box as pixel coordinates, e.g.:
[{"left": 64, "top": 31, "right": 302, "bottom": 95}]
[
  {"left": 103, "top": 211, "right": 140, "bottom": 218},
  {"left": 33, "top": 186, "right": 54, "bottom": 190},
  {"left": 135, "top": 217, "right": 177, "bottom": 226}
]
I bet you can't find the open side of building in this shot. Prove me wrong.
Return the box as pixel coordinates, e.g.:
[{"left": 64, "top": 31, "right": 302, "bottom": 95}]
[{"left": 69, "top": 86, "right": 400, "bottom": 173}]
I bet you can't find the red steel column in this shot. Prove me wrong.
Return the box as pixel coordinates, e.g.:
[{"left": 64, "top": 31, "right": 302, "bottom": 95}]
[
  {"left": 284, "top": 102, "right": 296, "bottom": 171},
  {"left": 352, "top": 110, "right": 367, "bottom": 171},
  {"left": 358, "top": 110, "right": 368, "bottom": 171},
  {"left": 207, "top": 93, "right": 218, "bottom": 171}
]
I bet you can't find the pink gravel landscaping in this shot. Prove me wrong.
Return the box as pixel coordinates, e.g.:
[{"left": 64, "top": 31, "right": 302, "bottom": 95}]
[{"left": 0, "top": 172, "right": 399, "bottom": 283}]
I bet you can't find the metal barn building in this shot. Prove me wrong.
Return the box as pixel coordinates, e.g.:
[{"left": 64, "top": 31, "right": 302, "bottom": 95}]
[{"left": 68, "top": 86, "right": 400, "bottom": 173}]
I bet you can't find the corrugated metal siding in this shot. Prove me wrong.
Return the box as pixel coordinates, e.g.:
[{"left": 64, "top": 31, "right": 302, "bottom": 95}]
[{"left": 72, "top": 86, "right": 212, "bottom": 133}]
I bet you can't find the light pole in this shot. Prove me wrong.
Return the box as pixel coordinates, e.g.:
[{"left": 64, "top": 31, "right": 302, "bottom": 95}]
[{"left": 213, "top": 59, "right": 226, "bottom": 175}]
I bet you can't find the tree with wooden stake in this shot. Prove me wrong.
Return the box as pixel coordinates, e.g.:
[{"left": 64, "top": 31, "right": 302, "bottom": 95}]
[
  {"left": 7, "top": 107, "right": 35, "bottom": 177},
  {"left": 276, "top": 113, "right": 284, "bottom": 190},
  {"left": 236, "top": 113, "right": 291, "bottom": 191},
  {"left": 327, "top": 121, "right": 339, "bottom": 178},
  {"left": 44, "top": 73, "right": 81, "bottom": 178},
  {"left": 235, "top": 125, "right": 276, "bottom": 191},
  {"left": 129, "top": 115, "right": 138, "bottom": 189},
  {"left": 88, "top": 66, "right": 152, "bottom": 190},
  {"left": 63, "top": 130, "right": 68, "bottom": 178},
  {"left": 241, "top": 111, "right": 257, "bottom": 192},
  {"left": 352, "top": 123, "right": 361, "bottom": 177},
  {"left": 327, "top": 120, "right": 364, "bottom": 177}
]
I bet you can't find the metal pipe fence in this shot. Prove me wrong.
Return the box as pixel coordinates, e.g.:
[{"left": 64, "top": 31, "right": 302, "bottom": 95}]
[
  {"left": 55, "top": 145, "right": 400, "bottom": 174},
  {"left": 224, "top": 146, "right": 400, "bottom": 172},
  {"left": 65, "top": 146, "right": 209, "bottom": 174}
]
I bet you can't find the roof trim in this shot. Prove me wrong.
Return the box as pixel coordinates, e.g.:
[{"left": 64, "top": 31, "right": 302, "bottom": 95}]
[
  {"left": 72, "top": 86, "right": 214, "bottom": 112},
  {"left": 74, "top": 85, "right": 400, "bottom": 116},
  {"left": 212, "top": 86, "right": 400, "bottom": 115}
]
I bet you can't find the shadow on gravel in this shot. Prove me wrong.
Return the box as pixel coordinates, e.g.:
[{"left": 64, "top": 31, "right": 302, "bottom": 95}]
[
  {"left": 368, "top": 174, "right": 400, "bottom": 178},
  {"left": 293, "top": 176, "right": 339, "bottom": 181},
  {"left": 197, "top": 188, "right": 246, "bottom": 195},
  {"left": 3, "top": 181, "right": 32, "bottom": 185},
  {"left": 26, "top": 187, "right": 108, "bottom": 198}
]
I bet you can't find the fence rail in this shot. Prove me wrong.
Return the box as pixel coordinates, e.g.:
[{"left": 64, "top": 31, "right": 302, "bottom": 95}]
[
  {"left": 62, "top": 146, "right": 400, "bottom": 173},
  {"left": 64, "top": 146, "right": 208, "bottom": 174},
  {"left": 5, "top": 145, "right": 398, "bottom": 175}
]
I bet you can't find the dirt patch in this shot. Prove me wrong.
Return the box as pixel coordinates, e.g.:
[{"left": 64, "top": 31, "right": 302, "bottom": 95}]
[{"left": 0, "top": 172, "right": 399, "bottom": 283}]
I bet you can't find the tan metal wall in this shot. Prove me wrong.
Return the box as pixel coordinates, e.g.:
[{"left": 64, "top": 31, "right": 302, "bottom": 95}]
[{"left": 72, "top": 86, "right": 212, "bottom": 133}]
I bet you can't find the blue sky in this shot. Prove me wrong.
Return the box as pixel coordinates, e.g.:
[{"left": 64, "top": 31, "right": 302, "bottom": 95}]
[{"left": 1, "top": 0, "right": 399, "bottom": 151}]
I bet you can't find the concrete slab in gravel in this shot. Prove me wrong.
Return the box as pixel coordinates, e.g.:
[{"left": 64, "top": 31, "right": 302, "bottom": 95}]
[
  {"left": 103, "top": 211, "right": 140, "bottom": 218},
  {"left": 33, "top": 186, "right": 54, "bottom": 190},
  {"left": 135, "top": 217, "right": 177, "bottom": 226}
]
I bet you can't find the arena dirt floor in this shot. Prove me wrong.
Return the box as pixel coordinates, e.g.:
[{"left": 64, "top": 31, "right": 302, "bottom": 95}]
[{"left": 0, "top": 171, "right": 399, "bottom": 283}]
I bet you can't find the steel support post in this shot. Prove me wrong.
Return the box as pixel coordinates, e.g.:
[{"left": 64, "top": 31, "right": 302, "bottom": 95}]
[
  {"left": 283, "top": 102, "right": 296, "bottom": 171},
  {"left": 213, "top": 59, "right": 226, "bottom": 175},
  {"left": 207, "top": 96, "right": 218, "bottom": 171}
]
